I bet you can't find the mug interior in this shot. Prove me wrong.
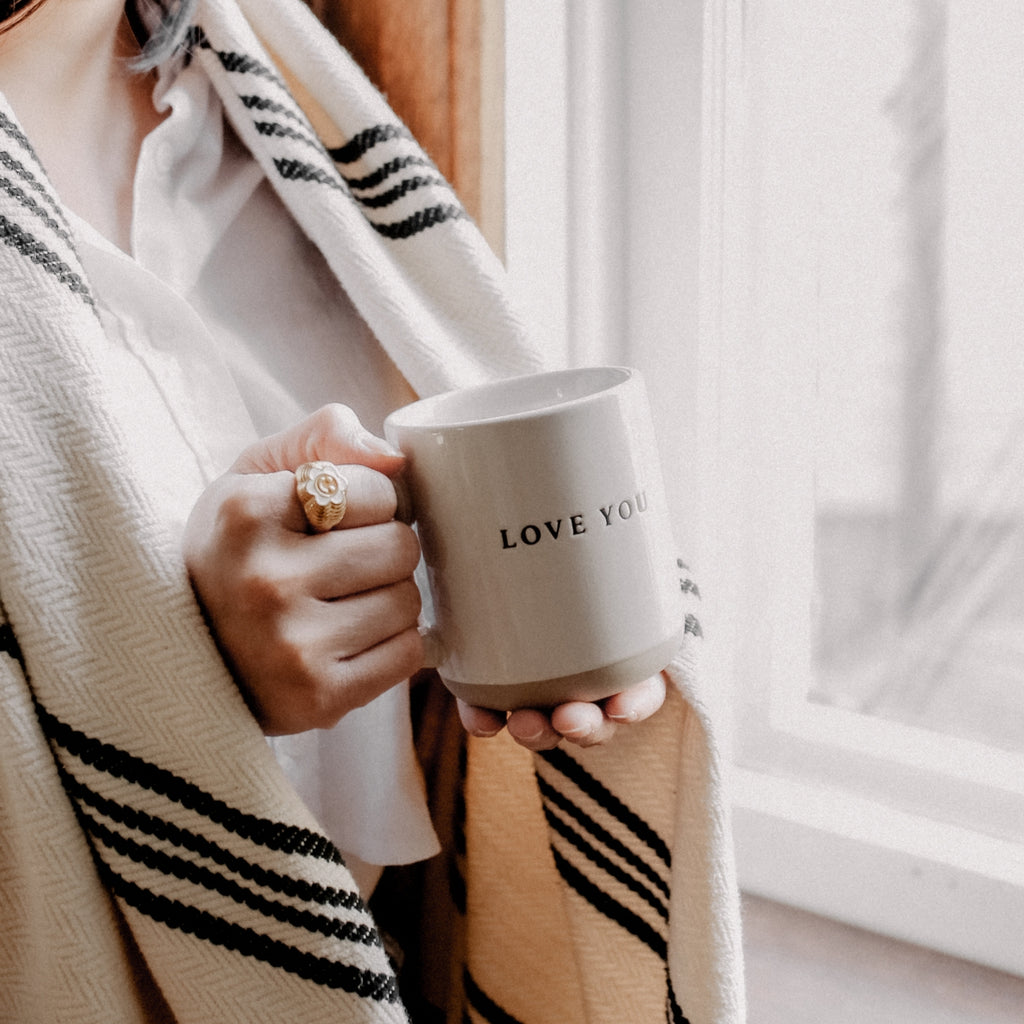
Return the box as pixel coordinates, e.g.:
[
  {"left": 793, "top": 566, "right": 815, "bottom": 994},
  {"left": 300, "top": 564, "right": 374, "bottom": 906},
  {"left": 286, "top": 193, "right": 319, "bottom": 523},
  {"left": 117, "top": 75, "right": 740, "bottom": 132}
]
[{"left": 387, "top": 366, "right": 632, "bottom": 429}]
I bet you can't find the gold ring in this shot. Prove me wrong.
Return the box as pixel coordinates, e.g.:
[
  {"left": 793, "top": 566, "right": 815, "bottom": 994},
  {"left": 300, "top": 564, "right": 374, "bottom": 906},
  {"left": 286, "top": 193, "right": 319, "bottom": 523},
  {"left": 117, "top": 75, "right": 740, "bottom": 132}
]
[{"left": 295, "top": 461, "right": 349, "bottom": 532}]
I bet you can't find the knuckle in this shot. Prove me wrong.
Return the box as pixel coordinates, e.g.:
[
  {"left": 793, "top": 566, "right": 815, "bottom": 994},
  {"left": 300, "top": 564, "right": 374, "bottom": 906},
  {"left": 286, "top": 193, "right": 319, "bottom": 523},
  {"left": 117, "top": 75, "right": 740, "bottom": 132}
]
[
  {"left": 395, "top": 578, "right": 423, "bottom": 623},
  {"left": 330, "top": 664, "right": 382, "bottom": 715},
  {"left": 398, "top": 521, "right": 423, "bottom": 564},
  {"left": 302, "top": 685, "right": 347, "bottom": 732},
  {"left": 342, "top": 466, "right": 397, "bottom": 524},
  {"left": 379, "top": 626, "right": 426, "bottom": 686},
  {"left": 268, "top": 633, "right": 345, "bottom": 729},
  {"left": 391, "top": 626, "right": 427, "bottom": 679},
  {"left": 366, "top": 470, "right": 398, "bottom": 518},
  {"left": 266, "top": 686, "right": 342, "bottom": 735},
  {"left": 338, "top": 627, "right": 424, "bottom": 712},
  {"left": 311, "top": 403, "right": 360, "bottom": 448},
  {"left": 276, "top": 617, "right": 322, "bottom": 672},
  {"left": 385, "top": 521, "right": 422, "bottom": 575},
  {"left": 234, "top": 556, "right": 295, "bottom": 620},
  {"left": 216, "top": 484, "right": 270, "bottom": 539},
  {"left": 260, "top": 617, "right": 428, "bottom": 732}
]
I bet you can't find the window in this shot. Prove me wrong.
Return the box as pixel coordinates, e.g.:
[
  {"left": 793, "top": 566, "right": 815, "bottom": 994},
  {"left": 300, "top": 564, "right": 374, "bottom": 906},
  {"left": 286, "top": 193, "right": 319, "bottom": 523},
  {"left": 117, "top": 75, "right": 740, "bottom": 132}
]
[
  {"left": 704, "top": 0, "right": 1024, "bottom": 973},
  {"left": 504, "top": 0, "right": 1024, "bottom": 977}
]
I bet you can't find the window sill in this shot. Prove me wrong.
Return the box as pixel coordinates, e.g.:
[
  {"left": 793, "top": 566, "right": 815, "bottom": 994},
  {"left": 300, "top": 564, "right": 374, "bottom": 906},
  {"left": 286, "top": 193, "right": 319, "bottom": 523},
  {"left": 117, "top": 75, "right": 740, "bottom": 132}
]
[
  {"left": 742, "top": 893, "right": 1024, "bottom": 1024},
  {"left": 733, "top": 769, "right": 1024, "bottom": 978}
]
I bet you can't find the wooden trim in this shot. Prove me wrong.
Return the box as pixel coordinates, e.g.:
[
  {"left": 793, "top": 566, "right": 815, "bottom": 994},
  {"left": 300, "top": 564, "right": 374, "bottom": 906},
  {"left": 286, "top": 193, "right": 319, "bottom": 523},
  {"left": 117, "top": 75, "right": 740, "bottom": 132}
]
[
  {"left": 313, "top": 0, "right": 504, "bottom": 255},
  {"left": 452, "top": 0, "right": 505, "bottom": 257}
]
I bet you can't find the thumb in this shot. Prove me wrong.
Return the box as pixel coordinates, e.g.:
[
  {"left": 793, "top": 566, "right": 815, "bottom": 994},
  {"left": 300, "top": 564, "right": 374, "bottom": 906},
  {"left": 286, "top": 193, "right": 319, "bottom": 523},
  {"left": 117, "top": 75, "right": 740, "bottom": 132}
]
[{"left": 231, "top": 404, "right": 405, "bottom": 475}]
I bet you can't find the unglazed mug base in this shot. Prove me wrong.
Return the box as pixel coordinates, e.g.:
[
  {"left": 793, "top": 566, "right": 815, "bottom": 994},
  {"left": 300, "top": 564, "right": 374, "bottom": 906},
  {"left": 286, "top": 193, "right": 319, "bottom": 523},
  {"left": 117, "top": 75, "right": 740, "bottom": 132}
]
[{"left": 438, "top": 631, "right": 683, "bottom": 711}]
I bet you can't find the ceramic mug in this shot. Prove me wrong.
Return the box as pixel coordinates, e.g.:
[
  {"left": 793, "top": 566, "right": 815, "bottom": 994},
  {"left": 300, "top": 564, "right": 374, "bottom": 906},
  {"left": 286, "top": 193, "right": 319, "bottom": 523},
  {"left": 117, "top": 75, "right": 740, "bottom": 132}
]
[{"left": 384, "top": 366, "right": 684, "bottom": 710}]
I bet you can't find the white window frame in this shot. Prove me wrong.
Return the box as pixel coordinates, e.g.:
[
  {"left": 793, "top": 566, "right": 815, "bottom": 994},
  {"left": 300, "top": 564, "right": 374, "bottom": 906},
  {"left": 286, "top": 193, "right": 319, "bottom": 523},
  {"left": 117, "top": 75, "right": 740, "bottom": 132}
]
[
  {"left": 701, "top": 0, "right": 1024, "bottom": 976},
  {"left": 504, "top": 0, "right": 1024, "bottom": 977},
  {"left": 504, "top": 0, "right": 706, "bottom": 548}
]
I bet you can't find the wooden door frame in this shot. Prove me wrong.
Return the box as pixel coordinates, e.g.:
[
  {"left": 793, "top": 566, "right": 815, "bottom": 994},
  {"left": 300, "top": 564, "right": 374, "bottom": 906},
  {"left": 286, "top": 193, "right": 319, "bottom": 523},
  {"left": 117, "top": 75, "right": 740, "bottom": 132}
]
[{"left": 310, "top": 0, "right": 505, "bottom": 256}]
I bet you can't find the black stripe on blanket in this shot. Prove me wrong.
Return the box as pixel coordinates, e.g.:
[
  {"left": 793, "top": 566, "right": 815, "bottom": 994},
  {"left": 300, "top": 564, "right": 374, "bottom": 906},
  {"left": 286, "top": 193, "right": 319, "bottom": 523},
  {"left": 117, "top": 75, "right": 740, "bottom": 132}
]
[
  {"left": 0, "top": 147, "right": 72, "bottom": 231},
  {"left": 538, "top": 746, "right": 672, "bottom": 868},
  {"left": 254, "top": 118, "right": 324, "bottom": 152},
  {"left": 0, "top": 174, "right": 75, "bottom": 248},
  {"left": 463, "top": 968, "right": 524, "bottom": 1024},
  {"left": 550, "top": 846, "right": 667, "bottom": 960},
  {"left": 37, "top": 697, "right": 397, "bottom": 997},
  {"left": 0, "top": 109, "right": 34, "bottom": 156},
  {"left": 0, "top": 213, "right": 94, "bottom": 306},
  {"left": 190, "top": 23, "right": 468, "bottom": 241},
  {"left": 191, "top": 27, "right": 286, "bottom": 90},
  {"left": 344, "top": 154, "right": 435, "bottom": 192},
  {"left": 535, "top": 771, "right": 671, "bottom": 902},
  {"left": 36, "top": 702, "right": 343, "bottom": 863},
  {"left": 539, "top": 784, "right": 669, "bottom": 921},
  {"left": 0, "top": 119, "right": 77, "bottom": 246},
  {"left": 327, "top": 124, "right": 412, "bottom": 165},
  {"left": 274, "top": 156, "right": 345, "bottom": 191},
  {"left": 372, "top": 204, "right": 468, "bottom": 240},
  {"left": 537, "top": 748, "right": 687, "bottom": 1017},
  {"left": 66, "top": 771, "right": 364, "bottom": 912},
  {"left": 277, "top": 139, "right": 466, "bottom": 238},
  {"left": 273, "top": 150, "right": 466, "bottom": 237},
  {"left": 351, "top": 174, "right": 449, "bottom": 210},
  {"left": 667, "top": 971, "right": 692, "bottom": 1024},
  {"left": 0, "top": 118, "right": 98, "bottom": 308},
  {"left": 82, "top": 807, "right": 381, "bottom": 948},
  {"left": 0, "top": 621, "right": 24, "bottom": 669},
  {"left": 240, "top": 92, "right": 307, "bottom": 125},
  {"left": 97, "top": 861, "right": 401, "bottom": 1000}
]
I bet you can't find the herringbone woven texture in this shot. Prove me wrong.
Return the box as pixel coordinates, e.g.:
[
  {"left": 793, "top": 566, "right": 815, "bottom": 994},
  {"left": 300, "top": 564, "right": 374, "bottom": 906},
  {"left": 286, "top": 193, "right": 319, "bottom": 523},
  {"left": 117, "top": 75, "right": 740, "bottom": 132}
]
[{"left": 0, "top": 0, "right": 744, "bottom": 1021}]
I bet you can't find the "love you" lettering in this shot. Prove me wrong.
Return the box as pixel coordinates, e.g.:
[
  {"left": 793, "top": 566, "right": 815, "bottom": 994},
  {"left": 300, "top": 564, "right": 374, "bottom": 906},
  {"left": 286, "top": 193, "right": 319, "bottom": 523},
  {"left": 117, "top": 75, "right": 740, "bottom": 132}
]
[{"left": 500, "top": 491, "right": 649, "bottom": 549}]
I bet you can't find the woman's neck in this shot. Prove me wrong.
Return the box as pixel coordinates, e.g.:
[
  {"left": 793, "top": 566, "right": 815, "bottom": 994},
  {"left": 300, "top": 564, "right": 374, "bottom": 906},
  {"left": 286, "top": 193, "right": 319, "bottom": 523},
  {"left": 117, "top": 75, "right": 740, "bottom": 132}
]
[{"left": 0, "top": 0, "right": 166, "bottom": 250}]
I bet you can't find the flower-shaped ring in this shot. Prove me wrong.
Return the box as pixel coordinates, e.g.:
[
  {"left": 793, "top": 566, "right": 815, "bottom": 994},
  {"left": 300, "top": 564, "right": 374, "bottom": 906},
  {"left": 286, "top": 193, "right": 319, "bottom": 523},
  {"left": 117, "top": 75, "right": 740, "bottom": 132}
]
[{"left": 295, "top": 461, "right": 349, "bottom": 532}]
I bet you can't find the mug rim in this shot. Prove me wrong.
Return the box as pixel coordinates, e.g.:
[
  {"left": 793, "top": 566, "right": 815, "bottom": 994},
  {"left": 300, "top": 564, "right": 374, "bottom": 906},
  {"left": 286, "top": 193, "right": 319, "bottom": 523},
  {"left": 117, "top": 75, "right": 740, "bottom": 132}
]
[{"left": 384, "top": 365, "right": 635, "bottom": 431}]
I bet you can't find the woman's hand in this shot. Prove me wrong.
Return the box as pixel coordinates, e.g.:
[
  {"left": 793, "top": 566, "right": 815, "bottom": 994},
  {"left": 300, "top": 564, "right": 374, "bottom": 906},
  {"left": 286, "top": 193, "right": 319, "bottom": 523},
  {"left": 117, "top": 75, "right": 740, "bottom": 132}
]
[
  {"left": 183, "top": 404, "right": 666, "bottom": 745},
  {"left": 183, "top": 405, "right": 424, "bottom": 735},
  {"left": 457, "top": 674, "right": 667, "bottom": 751}
]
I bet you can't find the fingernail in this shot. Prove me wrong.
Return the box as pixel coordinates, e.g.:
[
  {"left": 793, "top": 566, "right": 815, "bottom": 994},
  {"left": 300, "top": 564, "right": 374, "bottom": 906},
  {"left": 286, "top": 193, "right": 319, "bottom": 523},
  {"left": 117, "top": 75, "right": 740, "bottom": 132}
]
[
  {"left": 607, "top": 709, "right": 639, "bottom": 724},
  {"left": 516, "top": 726, "right": 547, "bottom": 743},
  {"left": 359, "top": 432, "right": 403, "bottom": 458},
  {"left": 558, "top": 723, "right": 592, "bottom": 740},
  {"left": 472, "top": 723, "right": 504, "bottom": 739}
]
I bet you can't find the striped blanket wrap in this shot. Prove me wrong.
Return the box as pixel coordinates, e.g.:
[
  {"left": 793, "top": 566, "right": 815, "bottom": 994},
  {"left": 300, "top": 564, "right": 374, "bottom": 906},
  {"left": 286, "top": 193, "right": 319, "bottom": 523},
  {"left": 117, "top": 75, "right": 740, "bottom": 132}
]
[{"left": 0, "top": 0, "right": 744, "bottom": 1021}]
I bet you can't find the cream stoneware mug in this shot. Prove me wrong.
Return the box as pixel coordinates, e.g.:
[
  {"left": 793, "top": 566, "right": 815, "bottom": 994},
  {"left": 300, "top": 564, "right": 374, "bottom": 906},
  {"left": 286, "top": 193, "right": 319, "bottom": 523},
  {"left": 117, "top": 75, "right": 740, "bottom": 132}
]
[{"left": 384, "top": 366, "right": 684, "bottom": 710}]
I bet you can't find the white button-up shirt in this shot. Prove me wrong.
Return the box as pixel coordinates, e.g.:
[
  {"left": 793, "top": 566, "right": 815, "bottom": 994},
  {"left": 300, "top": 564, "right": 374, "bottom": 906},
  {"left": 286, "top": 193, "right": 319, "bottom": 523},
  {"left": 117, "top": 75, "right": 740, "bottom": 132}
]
[{"left": 69, "top": 56, "right": 438, "bottom": 895}]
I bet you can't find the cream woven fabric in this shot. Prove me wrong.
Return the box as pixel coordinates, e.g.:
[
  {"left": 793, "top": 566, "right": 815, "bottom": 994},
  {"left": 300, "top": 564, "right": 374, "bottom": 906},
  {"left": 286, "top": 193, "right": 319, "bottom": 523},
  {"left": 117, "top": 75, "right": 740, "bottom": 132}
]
[{"left": 0, "top": 1, "right": 744, "bottom": 1021}]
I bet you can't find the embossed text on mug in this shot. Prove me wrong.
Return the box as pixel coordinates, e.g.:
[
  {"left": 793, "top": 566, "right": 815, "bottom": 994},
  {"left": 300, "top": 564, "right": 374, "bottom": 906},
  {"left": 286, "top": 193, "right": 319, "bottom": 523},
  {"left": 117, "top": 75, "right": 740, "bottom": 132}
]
[{"left": 499, "top": 490, "right": 649, "bottom": 550}]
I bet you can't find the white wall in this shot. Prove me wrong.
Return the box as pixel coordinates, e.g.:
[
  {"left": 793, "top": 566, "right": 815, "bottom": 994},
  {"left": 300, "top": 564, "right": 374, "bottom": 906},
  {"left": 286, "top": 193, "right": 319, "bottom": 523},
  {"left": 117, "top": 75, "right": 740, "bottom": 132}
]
[{"left": 503, "top": 0, "right": 706, "bottom": 566}]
